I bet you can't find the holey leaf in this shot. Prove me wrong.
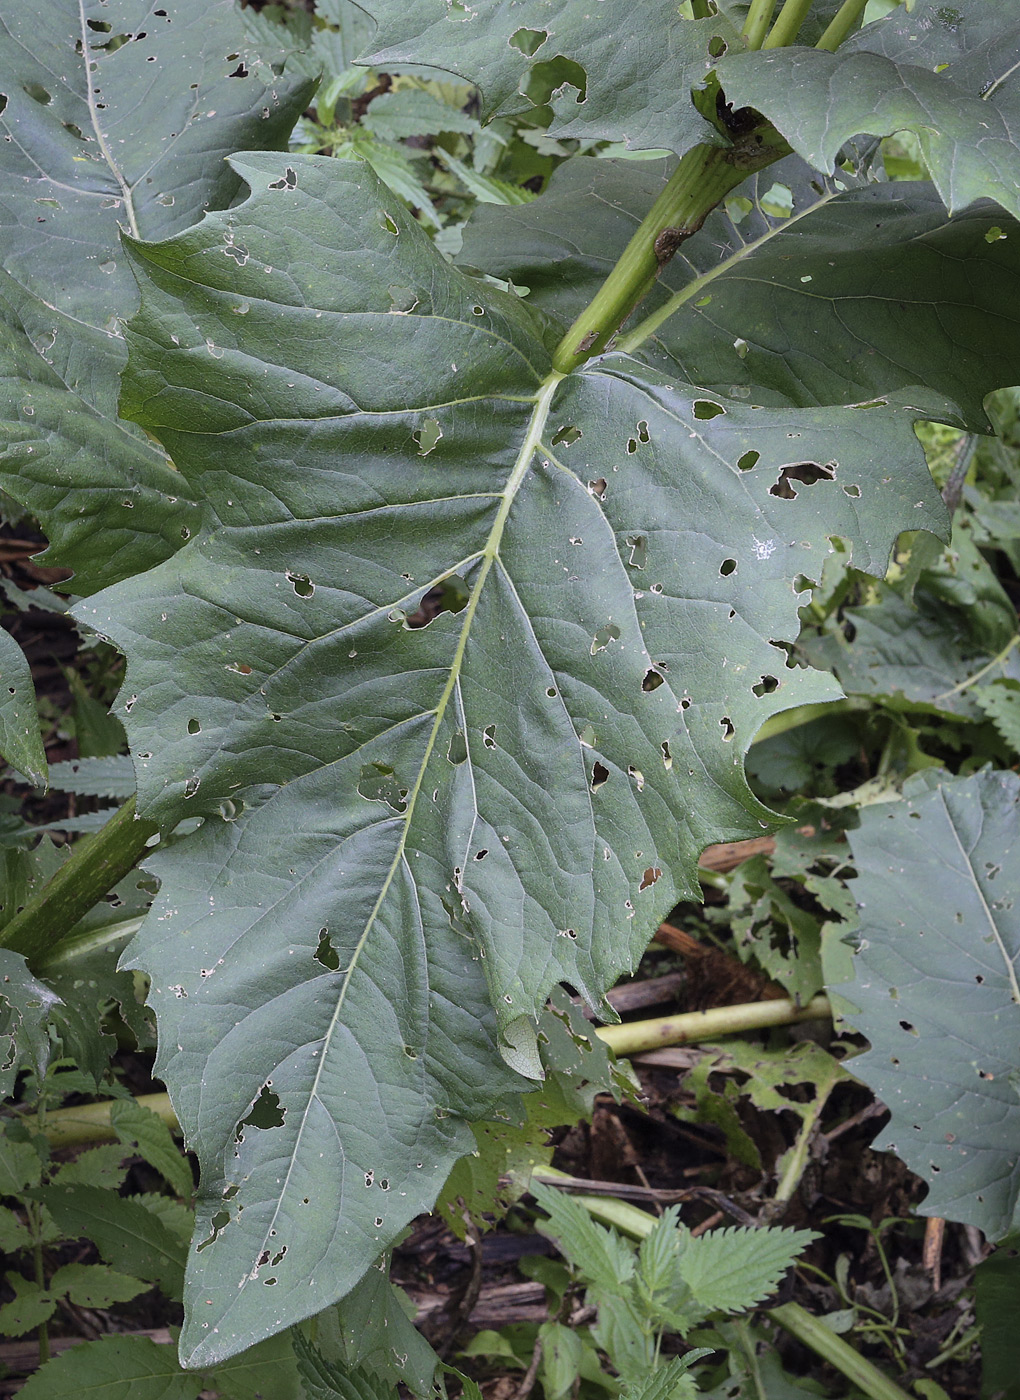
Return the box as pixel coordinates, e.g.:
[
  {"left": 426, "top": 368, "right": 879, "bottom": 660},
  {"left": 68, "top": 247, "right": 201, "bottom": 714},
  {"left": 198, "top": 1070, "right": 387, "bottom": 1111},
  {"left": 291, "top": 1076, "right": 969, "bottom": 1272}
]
[
  {"left": 717, "top": 0, "right": 1020, "bottom": 222},
  {"left": 0, "top": 0, "right": 314, "bottom": 591},
  {"left": 82, "top": 153, "right": 945, "bottom": 1364},
  {"left": 361, "top": 0, "right": 740, "bottom": 155},
  {"left": 840, "top": 770, "right": 1020, "bottom": 1241}
]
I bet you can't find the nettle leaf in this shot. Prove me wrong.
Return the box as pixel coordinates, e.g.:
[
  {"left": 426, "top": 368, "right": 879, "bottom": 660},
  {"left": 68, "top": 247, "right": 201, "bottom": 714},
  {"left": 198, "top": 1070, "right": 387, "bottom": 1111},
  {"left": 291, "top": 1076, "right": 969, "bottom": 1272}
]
[
  {"left": 110, "top": 1096, "right": 194, "bottom": 1200},
  {"left": 679, "top": 1224, "right": 816, "bottom": 1315},
  {"left": 362, "top": 0, "right": 738, "bottom": 154},
  {"left": 83, "top": 152, "right": 949, "bottom": 1362},
  {"left": 15, "top": 1335, "right": 204, "bottom": 1400},
  {"left": 0, "top": 0, "right": 315, "bottom": 592},
  {"left": 0, "top": 627, "right": 47, "bottom": 785},
  {"left": 460, "top": 154, "right": 1020, "bottom": 426},
  {"left": 34, "top": 1183, "right": 187, "bottom": 1295},
  {"left": 841, "top": 769, "right": 1020, "bottom": 1240},
  {"left": 718, "top": 0, "right": 1020, "bottom": 222}
]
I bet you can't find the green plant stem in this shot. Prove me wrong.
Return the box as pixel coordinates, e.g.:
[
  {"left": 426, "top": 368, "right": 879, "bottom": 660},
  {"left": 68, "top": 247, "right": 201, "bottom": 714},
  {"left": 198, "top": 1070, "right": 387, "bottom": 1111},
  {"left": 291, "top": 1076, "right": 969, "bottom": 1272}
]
[
  {"left": 551, "top": 132, "right": 786, "bottom": 372},
  {"left": 31, "top": 1207, "right": 48, "bottom": 1365},
  {"left": 815, "top": 0, "right": 870, "bottom": 49},
  {"left": 689, "top": 0, "right": 712, "bottom": 17},
  {"left": 594, "top": 994, "right": 830, "bottom": 1056},
  {"left": 615, "top": 166, "right": 837, "bottom": 356},
  {"left": 37, "top": 1091, "right": 176, "bottom": 1151},
  {"left": 763, "top": 0, "right": 816, "bottom": 47},
  {"left": 768, "top": 1091, "right": 830, "bottom": 1215},
  {"left": 534, "top": 1180, "right": 915, "bottom": 1400},
  {"left": 0, "top": 797, "right": 158, "bottom": 967},
  {"left": 770, "top": 1302, "right": 914, "bottom": 1400},
  {"left": 934, "top": 633, "right": 1020, "bottom": 702},
  {"left": 742, "top": 0, "right": 779, "bottom": 49}
]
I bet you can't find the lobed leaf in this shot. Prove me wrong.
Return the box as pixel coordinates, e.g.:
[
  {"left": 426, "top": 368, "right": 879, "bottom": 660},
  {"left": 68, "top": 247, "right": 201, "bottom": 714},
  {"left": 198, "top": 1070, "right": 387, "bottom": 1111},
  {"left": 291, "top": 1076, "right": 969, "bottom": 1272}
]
[
  {"left": 0, "top": 0, "right": 314, "bottom": 591},
  {"left": 361, "top": 0, "right": 738, "bottom": 155},
  {"left": 841, "top": 769, "right": 1020, "bottom": 1239},
  {"left": 718, "top": 0, "right": 1020, "bottom": 222},
  {"left": 78, "top": 149, "right": 954, "bottom": 1361},
  {"left": 0, "top": 948, "right": 60, "bottom": 1096}
]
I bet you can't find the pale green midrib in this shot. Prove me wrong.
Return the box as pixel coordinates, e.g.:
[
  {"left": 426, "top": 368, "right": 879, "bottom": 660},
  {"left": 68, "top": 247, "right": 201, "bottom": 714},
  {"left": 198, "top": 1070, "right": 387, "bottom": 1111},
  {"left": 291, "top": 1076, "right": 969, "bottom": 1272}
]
[
  {"left": 937, "top": 788, "right": 1020, "bottom": 1006},
  {"left": 615, "top": 186, "right": 843, "bottom": 356},
  {"left": 241, "top": 369, "right": 564, "bottom": 1275},
  {"left": 77, "top": 0, "right": 140, "bottom": 241}
]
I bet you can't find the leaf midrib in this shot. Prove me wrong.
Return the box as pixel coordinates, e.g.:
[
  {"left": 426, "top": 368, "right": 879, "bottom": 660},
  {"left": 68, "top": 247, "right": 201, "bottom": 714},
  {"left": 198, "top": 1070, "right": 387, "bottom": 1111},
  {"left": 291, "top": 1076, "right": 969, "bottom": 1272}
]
[{"left": 239, "top": 369, "right": 565, "bottom": 1275}]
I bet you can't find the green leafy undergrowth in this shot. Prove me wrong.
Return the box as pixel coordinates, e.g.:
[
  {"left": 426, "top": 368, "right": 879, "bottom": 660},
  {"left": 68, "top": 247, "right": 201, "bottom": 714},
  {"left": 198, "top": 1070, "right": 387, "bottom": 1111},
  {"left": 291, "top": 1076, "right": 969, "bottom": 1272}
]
[{"left": 521, "top": 1182, "right": 815, "bottom": 1394}]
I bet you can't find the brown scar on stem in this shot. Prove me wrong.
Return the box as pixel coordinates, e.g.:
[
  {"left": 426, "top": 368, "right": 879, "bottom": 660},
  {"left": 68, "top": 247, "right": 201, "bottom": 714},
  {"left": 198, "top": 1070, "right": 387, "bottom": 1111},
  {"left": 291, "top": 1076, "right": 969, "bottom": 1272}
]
[
  {"left": 654, "top": 225, "right": 694, "bottom": 267},
  {"left": 572, "top": 329, "right": 600, "bottom": 357}
]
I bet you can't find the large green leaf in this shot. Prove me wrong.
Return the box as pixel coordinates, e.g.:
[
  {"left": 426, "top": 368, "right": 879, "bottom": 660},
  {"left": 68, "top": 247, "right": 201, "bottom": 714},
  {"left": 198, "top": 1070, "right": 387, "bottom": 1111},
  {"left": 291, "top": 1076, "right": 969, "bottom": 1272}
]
[
  {"left": 460, "top": 154, "right": 1020, "bottom": 426},
  {"left": 717, "top": 0, "right": 1020, "bottom": 221},
  {"left": 0, "top": 0, "right": 315, "bottom": 591},
  {"left": 361, "top": 0, "right": 737, "bottom": 155},
  {"left": 840, "top": 769, "right": 1020, "bottom": 1240},
  {"left": 79, "top": 152, "right": 951, "bottom": 1363}
]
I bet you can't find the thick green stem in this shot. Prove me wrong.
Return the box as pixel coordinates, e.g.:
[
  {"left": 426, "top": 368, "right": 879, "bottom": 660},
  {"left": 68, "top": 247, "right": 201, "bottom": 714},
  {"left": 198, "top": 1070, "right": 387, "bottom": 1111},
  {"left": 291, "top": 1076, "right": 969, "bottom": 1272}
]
[
  {"left": 534, "top": 1179, "right": 914, "bottom": 1400},
  {"left": 763, "top": 0, "right": 816, "bottom": 47},
  {"left": 551, "top": 133, "right": 785, "bottom": 372},
  {"left": 769, "top": 1303, "right": 914, "bottom": 1400},
  {"left": 0, "top": 797, "right": 159, "bottom": 967},
  {"left": 594, "top": 994, "right": 830, "bottom": 1057},
  {"left": 742, "top": 0, "right": 779, "bottom": 49},
  {"left": 37, "top": 1091, "right": 176, "bottom": 1151},
  {"left": 815, "top": 0, "right": 870, "bottom": 50}
]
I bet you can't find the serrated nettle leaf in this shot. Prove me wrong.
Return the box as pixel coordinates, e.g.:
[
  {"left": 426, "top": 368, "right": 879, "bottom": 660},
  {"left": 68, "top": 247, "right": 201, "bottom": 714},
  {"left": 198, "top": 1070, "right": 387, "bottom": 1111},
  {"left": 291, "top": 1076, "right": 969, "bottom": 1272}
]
[
  {"left": 70, "top": 149, "right": 953, "bottom": 1361},
  {"left": 110, "top": 1095, "right": 194, "bottom": 1200},
  {"left": 49, "top": 1142, "right": 131, "bottom": 1192},
  {"left": 361, "top": 0, "right": 738, "bottom": 154},
  {"left": 294, "top": 1330, "right": 395, "bottom": 1400},
  {"left": 33, "top": 1183, "right": 187, "bottom": 1295},
  {"left": 717, "top": 0, "right": 1020, "bottom": 222},
  {"left": 0, "top": 947, "right": 60, "bottom": 1096},
  {"left": 533, "top": 1181, "right": 636, "bottom": 1292},
  {"left": 0, "top": 626, "right": 47, "bottom": 786},
  {"left": 840, "top": 769, "right": 1020, "bottom": 1241},
  {"left": 0, "top": 1271, "right": 58, "bottom": 1337},
  {"left": 49, "top": 1259, "right": 150, "bottom": 1308},
  {"left": 0, "top": 0, "right": 315, "bottom": 591},
  {"left": 0, "top": 1202, "right": 32, "bottom": 1251},
  {"left": 460, "top": 154, "right": 1020, "bottom": 426},
  {"left": 15, "top": 1335, "right": 204, "bottom": 1400},
  {"left": 677, "top": 1225, "right": 817, "bottom": 1316}
]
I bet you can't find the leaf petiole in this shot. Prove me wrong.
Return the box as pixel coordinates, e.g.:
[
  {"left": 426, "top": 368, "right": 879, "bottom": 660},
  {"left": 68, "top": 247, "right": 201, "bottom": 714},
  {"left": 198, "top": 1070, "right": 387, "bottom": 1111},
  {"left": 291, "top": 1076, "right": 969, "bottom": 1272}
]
[
  {"left": 0, "top": 797, "right": 158, "bottom": 968},
  {"left": 742, "top": 0, "right": 779, "bottom": 50},
  {"left": 815, "top": 0, "right": 871, "bottom": 50},
  {"left": 763, "top": 0, "right": 817, "bottom": 48},
  {"left": 551, "top": 129, "right": 788, "bottom": 372}
]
